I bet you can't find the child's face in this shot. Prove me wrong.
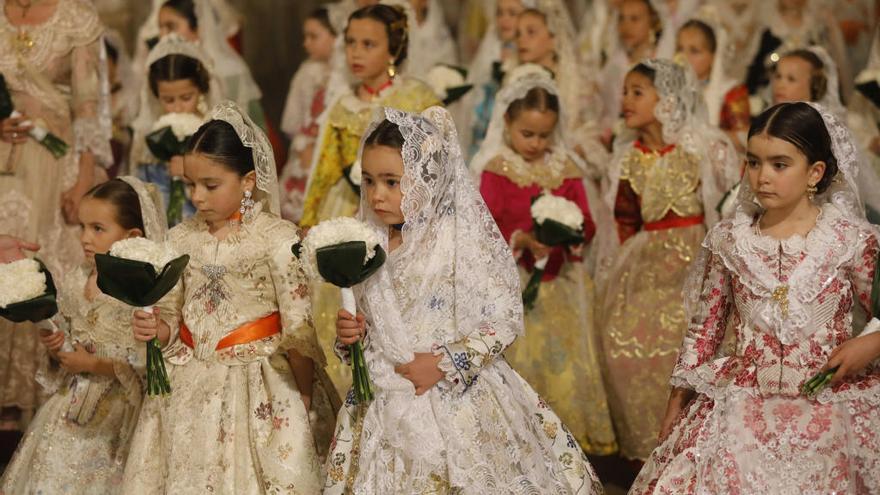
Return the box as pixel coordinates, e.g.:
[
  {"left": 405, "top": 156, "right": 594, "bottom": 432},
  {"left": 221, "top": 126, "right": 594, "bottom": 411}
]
[
  {"left": 78, "top": 197, "right": 142, "bottom": 264},
  {"left": 345, "top": 17, "right": 391, "bottom": 84},
  {"left": 183, "top": 153, "right": 256, "bottom": 224},
  {"left": 303, "top": 18, "right": 335, "bottom": 62},
  {"left": 505, "top": 109, "right": 557, "bottom": 162},
  {"left": 497, "top": 0, "right": 525, "bottom": 42},
  {"left": 516, "top": 12, "right": 554, "bottom": 65},
  {"left": 622, "top": 70, "right": 659, "bottom": 130},
  {"left": 361, "top": 144, "right": 405, "bottom": 226},
  {"left": 618, "top": 0, "right": 653, "bottom": 51},
  {"left": 158, "top": 6, "right": 198, "bottom": 42},
  {"left": 157, "top": 79, "right": 201, "bottom": 115},
  {"left": 676, "top": 26, "right": 714, "bottom": 81},
  {"left": 772, "top": 56, "right": 813, "bottom": 104},
  {"left": 746, "top": 133, "right": 825, "bottom": 211}
]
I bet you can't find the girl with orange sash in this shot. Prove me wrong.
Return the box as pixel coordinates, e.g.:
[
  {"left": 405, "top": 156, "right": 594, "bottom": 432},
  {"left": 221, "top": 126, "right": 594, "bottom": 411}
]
[
  {"left": 596, "top": 59, "right": 739, "bottom": 461},
  {"left": 122, "top": 102, "right": 338, "bottom": 494}
]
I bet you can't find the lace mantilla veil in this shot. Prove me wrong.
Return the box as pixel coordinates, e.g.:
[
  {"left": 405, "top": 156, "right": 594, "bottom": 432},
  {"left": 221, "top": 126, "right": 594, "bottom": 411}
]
[
  {"left": 683, "top": 102, "right": 873, "bottom": 346},
  {"left": 606, "top": 58, "right": 741, "bottom": 228},
  {"left": 118, "top": 176, "right": 168, "bottom": 241},
  {"left": 355, "top": 104, "right": 523, "bottom": 369},
  {"left": 207, "top": 101, "right": 280, "bottom": 215},
  {"left": 129, "top": 34, "right": 224, "bottom": 167},
  {"left": 469, "top": 64, "right": 579, "bottom": 177}
]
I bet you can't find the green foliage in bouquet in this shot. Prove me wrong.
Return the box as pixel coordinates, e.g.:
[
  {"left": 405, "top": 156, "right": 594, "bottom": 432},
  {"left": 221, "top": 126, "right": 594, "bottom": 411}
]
[
  {"left": 167, "top": 179, "right": 186, "bottom": 225},
  {"left": 0, "top": 259, "right": 58, "bottom": 323},
  {"left": 146, "top": 126, "right": 187, "bottom": 163},
  {"left": 0, "top": 74, "right": 69, "bottom": 159},
  {"left": 94, "top": 253, "right": 190, "bottom": 395}
]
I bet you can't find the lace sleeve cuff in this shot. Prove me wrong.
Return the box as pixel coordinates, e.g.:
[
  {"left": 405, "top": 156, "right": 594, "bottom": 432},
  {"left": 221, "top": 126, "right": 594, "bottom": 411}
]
[
  {"left": 433, "top": 342, "right": 477, "bottom": 394},
  {"left": 73, "top": 118, "right": 113, "bottom": 167}
]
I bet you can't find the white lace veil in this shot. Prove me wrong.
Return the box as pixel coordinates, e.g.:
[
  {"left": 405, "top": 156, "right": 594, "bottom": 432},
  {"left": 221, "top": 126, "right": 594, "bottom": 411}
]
[
  {"left": 406, "top": 0, "right": 458, "bottom": 75},
  {"left": 355, "top": 105, "right": 523, "bottom": 368},
  {"left": 469, "top": 64, "right": 574, "bottom": 176},
  {"left": 129, "top": 34, "right": 224, "bottom": 167},
  {"left": 118, "top": 175, "right": 169, "bottom": 241},
  {"left": 207, "top": 101, "right": 280, "bottom": 215},
  {"left": 798, "top": 45, "right": 846, "bottom": 119},
  {"left": 606, "top": 58, "right": 740, "bottom": 227}
]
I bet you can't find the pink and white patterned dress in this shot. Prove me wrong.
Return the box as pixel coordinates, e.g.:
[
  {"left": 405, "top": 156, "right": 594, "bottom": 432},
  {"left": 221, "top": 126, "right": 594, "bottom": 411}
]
[{"left": 631, "top": 203, "right": 880, "bottom": 494}]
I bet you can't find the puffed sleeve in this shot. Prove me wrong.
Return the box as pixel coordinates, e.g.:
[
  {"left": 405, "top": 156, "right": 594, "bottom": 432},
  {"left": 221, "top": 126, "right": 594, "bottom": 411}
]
[
  {"left": 70, "top": 36, "right": 113, "bottom": 166},
  {"left": 268, "top": 222, "right": 326, "bottom": 366},
  {"left": 669, "top": 246, "right": 734, "bottom": 390}
]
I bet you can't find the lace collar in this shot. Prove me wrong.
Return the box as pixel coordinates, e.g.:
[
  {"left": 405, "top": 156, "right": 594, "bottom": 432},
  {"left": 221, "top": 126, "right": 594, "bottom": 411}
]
[
  {"left": 483, "top": 145, "right": 582, "bottom": 190},
  {"left": 708, "top": 203, "right": 868, "bottom": 345}
]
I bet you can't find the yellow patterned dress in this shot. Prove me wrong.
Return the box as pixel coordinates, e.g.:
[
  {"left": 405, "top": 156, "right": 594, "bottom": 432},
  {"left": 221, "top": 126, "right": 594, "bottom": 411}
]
[
  {"left": 597, "top": 142, "right": 707, "bottom": 460},
  {"left": 300, "top": 76, "right": 439, "bottom": 396},
  {"left": 479, "top": 147, "right": 617, "bottom": 455}
]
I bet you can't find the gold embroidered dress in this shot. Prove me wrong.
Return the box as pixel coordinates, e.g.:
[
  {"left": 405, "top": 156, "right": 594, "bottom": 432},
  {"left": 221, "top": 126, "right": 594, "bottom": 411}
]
[
  {"left": 121, "top": 209, "right": 335, "bottom": 494},
  {"left": 0, "top": 0, "right": 111, "bottom": 417},
  {"left": 301, "top": 76, "right": 438, "bottom": 396},
  {"left": 598, "top": 142, "right": 707, "bottom": 460},
  {"left": 479, "top": 146, "right": 616, "bottom": 455},
  {"left": 0, "top": 266, "right": 181, "bottom": 494}
]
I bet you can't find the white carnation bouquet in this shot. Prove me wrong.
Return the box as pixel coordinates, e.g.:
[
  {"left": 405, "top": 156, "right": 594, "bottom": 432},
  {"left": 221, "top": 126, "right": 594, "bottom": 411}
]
[
  {"left": 150, "top": 112, "right": 205, "bottom": 141},
  {"left": 425, "top": 64, "right": 473, "bottom": 105},
  {"left": 0, "top": 259, "right": 47, "bottom": 308},
  {"left": 295, "top": 217, "right": 386, "bottom": 403},
  {"left": 522, "top": 194, "right": 586, "bottom": 310},
  {"left": 95, "top": 238, "right": 190, "bottom": 395},
  {"left": 146, "top": 112, "right": 204, "bottom": 162}
]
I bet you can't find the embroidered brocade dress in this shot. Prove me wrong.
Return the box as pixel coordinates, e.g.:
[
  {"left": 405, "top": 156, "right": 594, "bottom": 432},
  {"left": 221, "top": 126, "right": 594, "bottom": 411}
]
[
  {"left": 0, "top": 266, "right": 181, "bottom": 494},
  {"left": 0, "top": 0, "right": 111, "bottom": 416},
  {"left": 300, "top": 77, "right": 438, "bottom": 396},
  {"left": 479, "top": 147, "right": 617, "bottom": 455},
  {"left": 121, "top": 210, "right": 337, "bottom": 495},
  {"left": 631, "top": 204, "right": 880, "bottom": 494},
  {"left": 598, "top": 142, "right": 707, "bottom": 460}
]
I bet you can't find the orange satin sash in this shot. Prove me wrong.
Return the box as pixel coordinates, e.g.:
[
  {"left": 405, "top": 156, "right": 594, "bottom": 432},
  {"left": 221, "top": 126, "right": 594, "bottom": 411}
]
[{"left": 179, "top": 312, "right": 281, "bottom": 350}]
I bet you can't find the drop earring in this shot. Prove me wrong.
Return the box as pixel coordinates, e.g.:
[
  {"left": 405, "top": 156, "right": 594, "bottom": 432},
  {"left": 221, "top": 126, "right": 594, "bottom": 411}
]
[
  {"left": 807, "top": 183, "right": 817, "bottom": 201},
  {"left": 387, "top": 59, "right": 397, "bottom": 78},
  {"left": 240, "top": 189, "right": 255, "bottom": 223}
]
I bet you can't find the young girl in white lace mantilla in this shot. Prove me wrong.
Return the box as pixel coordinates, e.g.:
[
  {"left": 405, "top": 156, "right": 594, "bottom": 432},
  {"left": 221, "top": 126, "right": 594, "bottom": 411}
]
[{"left": 325, "top": 106, "right": 603, "bottom": 494}]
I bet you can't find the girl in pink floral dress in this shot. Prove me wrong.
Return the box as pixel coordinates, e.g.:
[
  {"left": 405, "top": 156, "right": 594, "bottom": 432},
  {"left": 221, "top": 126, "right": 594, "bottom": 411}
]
[{"left": 631, "top": 102, "right": 880, "bottom": 493}]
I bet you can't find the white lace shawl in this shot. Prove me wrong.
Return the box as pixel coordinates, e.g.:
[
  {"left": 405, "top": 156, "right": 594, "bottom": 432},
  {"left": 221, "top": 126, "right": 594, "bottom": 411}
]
[
  {"left": 686, "top": 6, "right": 742, "bottom": 127},
  {"left": 406, "top": 0, "right": 459, "bottom": 75},
  {"left": 118, "top": 175, "right": 168, "bottom": 241}
]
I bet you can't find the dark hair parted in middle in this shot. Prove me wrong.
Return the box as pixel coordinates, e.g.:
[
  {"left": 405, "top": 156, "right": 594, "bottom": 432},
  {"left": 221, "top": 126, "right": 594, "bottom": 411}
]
[
  {"left": 161, "top": 0, "right": 198, "bottom": 29},
  {"left": 186, "top": 120, "right": 255, "bottom": 176},
  {"left": 148, "top": 54, "right": 211, "bottom": 97},
  {"left": 679, "top": 19, "right": 717, "bottom": 53},
  {"left": 84, "top": 179, "right": 146, "bottom": 233},
  {"left": 347, "top": 4, "right": 409, "bottom": 66},
  {"left": 364, "top": 119, "right": 405, "bottom": 150},
  {"left": 505, "top": 86, "right": 560, "bottom": 121},
  {"left": 749, "top": 102, "right": 839, "bottom": 194}
]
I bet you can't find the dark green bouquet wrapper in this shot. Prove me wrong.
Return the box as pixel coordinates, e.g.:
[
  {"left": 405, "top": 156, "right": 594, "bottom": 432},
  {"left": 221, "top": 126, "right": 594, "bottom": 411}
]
[
  {"left": 802, "top": 251, "right": 880, "bottom": 396},
  {"left": 0, "top": 259, "right": 58, "bottom": 323},
  {"left": 294, "top": 240, "right": 386, "bottom": 404},
  {"left": 95, "top": 253, "right": 189, "bottom": 395},
  {"left": 522, "top": 217, "right": 584, "bottom": 312},
  {"left": 146, "top": 126, "right": 187, "bottom": 162}
]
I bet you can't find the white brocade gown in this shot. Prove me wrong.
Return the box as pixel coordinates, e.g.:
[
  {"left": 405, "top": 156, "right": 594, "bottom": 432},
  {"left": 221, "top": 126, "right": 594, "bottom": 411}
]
[
  {"left": 122, "top": 210, "right": 337, "bottom": 494},
  {"left": 631, "top": 204, "right": 880, "bottom": 494},
  {"left": 0, "top": 266, "right": 181, "bottom": 494}
]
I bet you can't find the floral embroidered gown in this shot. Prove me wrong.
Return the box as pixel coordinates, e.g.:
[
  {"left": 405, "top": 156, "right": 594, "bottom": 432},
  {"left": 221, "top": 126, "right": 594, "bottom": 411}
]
[
  {"left": 0, "top": 266, "right": 181, "bottom": 494},
  {"left": 479, "top": 145, "right": 616, "bottom": 455},
  {"left": 631, "top": 203, "right": 880, "bottom": 494},
  {"left": 598, "top": 142, "right": 708, "bottom": 460},
  {"left": 300, "top": 76, "right": 438, "bottom": 397},
  {"left": 122, "top": 208, "right": 338, "bottom": 494},
  {"left": 0, "top": 0, "right": 111, "bottom": 418}
]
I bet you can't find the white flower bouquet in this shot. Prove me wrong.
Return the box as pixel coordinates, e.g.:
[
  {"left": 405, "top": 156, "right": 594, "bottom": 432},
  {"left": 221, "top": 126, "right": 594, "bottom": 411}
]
[
  {"left": 426, "top": 64, "right": 473, "bottom": 106},
  {"left": 146, "top": 112, "right": 204, "bottom": 162},
  {"left": 295, "top": 217, "right": 386, "bottom": 403},
  {"left": 522, "top": 194, "right": 586, "bottom": 310},
  {"left": 95, "top": 238, "right": 190, "bottom": 395}
]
